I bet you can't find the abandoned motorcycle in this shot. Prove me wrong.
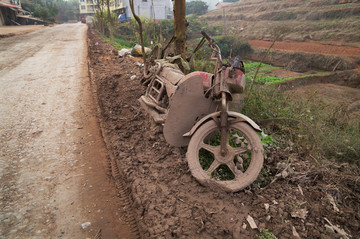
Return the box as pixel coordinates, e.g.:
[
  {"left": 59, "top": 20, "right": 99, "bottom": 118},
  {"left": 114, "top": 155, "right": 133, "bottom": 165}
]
[{"left": 139, "top": 31, "right": 264, "bottom": 192}]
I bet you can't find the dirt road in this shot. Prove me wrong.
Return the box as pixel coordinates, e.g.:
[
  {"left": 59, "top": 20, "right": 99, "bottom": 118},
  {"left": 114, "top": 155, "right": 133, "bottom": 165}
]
[
  {"left": 0, "top": 25, "right": 46, "bottom": 38},
  {"left": 0, "top": 23, "right": 135, "bottom": 238}
]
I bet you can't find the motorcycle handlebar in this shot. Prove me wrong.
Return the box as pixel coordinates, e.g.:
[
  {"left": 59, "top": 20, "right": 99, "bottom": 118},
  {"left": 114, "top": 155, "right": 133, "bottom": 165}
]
[
  {"left": 201, "top": 31, "right": 211, "bottom": 41},
  {"left": 201, "top": 31, "right": 222, "bottom": 62},
  {"left": 201, "top": 31, "right": 218, "bottom": 50}
]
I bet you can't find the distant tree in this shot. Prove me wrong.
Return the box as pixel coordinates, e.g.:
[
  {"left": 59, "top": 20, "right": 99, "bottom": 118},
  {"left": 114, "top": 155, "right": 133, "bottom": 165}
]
[
  {"left": 56, "top": 0, "right": 79, "bottom": 22},
  {"left": 21, "top": 0, "right": 36, "bottom": 12},
  {"left": 23, "top": 0, "right": 59, "bottom": 22},
  {"left": 186, "top": 0, "right": 208, "bottom": 16},
  {"left": 46, "top": 1, "right": 59, "bottom": 21},
  {"left": 33, "top": 3, "right": 49, "bottom": 20},
  {"left": 22, "top": 0, "right": 80, "bottom": 23}
]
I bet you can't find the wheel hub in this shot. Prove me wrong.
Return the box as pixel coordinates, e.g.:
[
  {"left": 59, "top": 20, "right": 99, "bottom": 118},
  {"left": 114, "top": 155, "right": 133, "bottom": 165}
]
[{"left": 215, "top": 145, "right": 234, "bottom": 164}]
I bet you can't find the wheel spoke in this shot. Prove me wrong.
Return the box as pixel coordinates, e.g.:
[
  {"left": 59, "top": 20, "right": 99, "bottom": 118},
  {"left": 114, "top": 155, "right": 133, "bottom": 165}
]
[
  {"left": 206, "top": 160, "right": 220, "bottom": 174},
  {"left": 200, "top": 142, "right": 217, "bottom": 154},
  {"left": 227, "top": 161, "right": 243, "bottom": 177},
  {"left": 233, "top": 147, "right": 248, "bottom": 155}
]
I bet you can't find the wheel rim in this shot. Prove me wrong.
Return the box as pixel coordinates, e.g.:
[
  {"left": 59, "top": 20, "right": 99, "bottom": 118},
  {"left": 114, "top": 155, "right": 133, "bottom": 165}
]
[
  {"left": 198, "top": 128, "right": 253, "bottom": 180},
  {"left": 187, "top": 120, "right": 263, "bottom": 191}
]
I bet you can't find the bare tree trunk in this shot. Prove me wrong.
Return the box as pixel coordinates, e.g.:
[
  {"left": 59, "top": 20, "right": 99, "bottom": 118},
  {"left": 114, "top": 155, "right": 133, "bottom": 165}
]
[
  {"left": 106, "top": 0, "right": 113, "bottom": 38},
  {"left": 129, "top": 0, "right": 148, "bottom": 75},
  {"left": 97, "top": 0, "right": 104, "bottom": 34},
  {"left": 173, "top": 0, "right": 186, "bottom": 59}
]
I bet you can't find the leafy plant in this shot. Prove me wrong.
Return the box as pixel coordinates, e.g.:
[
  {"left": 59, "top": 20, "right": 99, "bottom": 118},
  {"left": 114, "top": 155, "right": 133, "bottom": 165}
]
[
  {"left": 259, "top": 132, "right": 277, "bottom": 151},
  {"left": 258, "top": 229, "right": 278, "bottom": 239}
]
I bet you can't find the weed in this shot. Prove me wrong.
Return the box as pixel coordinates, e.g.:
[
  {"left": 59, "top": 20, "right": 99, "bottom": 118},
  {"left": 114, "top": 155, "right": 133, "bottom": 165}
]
[
  {"left": 243, "top": 84, "right": 360, "bottom": 165},
  {"left": 258, "top": 229, "right": 278, "bottom": 239},
  {"left": 259, "top": 132, "right": 277, "bottom": 151}
]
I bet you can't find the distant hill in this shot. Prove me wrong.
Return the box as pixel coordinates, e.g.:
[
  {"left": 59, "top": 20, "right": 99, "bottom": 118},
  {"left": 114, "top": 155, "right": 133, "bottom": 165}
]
[{"left": 201, "top": 0, "right": 360, "bottom": 44}]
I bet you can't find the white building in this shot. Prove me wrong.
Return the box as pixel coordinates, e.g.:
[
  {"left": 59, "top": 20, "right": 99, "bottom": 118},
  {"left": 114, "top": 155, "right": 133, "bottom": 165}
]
[{"left": 124, "top": 0, "right": 172, "bottom": 20}]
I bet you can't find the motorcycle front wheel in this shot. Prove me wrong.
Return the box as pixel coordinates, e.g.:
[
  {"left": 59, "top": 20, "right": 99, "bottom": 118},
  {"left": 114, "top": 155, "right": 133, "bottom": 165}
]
[{"left": 186, "top": 120, "right": 263, "bottom": 192}]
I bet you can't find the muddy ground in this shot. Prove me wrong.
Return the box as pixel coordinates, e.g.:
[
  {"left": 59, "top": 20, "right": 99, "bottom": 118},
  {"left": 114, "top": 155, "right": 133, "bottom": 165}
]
[{"left": 87, "top": 28, "right": 360, "bottom": 238}]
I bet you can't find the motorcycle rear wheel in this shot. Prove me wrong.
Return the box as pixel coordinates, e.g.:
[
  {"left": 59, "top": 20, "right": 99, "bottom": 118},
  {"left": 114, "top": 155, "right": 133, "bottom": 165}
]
[{"left": 186, "top": 120, "right": 263, "bottom": 192}]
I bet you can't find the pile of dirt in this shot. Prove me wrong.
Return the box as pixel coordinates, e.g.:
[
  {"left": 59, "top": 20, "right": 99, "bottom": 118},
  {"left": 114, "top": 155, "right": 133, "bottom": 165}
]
[{"left": 87, "top": 28, "right": 360, "bottom": 238}]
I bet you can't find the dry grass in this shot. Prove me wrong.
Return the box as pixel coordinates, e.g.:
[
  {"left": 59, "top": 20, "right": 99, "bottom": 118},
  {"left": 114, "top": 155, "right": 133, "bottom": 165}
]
[{"left": 243, "top": 84, "right": 360, "bottom": 166}]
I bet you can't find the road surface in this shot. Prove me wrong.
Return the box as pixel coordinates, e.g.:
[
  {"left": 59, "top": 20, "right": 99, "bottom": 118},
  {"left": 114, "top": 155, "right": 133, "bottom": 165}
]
[{"left": 0, "top": 23, "right": 134, "bottom": 238}]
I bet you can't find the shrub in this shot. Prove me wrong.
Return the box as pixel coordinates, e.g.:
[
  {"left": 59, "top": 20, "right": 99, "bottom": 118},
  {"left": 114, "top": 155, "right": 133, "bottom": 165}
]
[
  {"left": 213, "top": 35, "right": 253, "bottom": 58},
  {"left": 93, "top": 10, "right": 117, "bottom": 37},
  {"left": 274, "top": 12, "right": 297, "bottom": 20}
]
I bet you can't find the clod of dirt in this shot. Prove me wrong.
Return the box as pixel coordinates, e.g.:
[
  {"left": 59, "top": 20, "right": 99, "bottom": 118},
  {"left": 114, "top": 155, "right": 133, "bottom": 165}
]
[
  {"left": 290, "top": 209, "right": 308, "bottom": 220},
  {"left": 246, "top": 215, "right": 258, "bottom": 229},
  {"left": 81, "top": 222, "right": 91, "bottom": 230}
]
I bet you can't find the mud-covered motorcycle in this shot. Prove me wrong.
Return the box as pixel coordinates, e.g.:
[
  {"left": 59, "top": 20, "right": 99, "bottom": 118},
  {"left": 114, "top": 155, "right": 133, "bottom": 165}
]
[{"left": 139, "top": 31, "right": 264, "bottom": 192}]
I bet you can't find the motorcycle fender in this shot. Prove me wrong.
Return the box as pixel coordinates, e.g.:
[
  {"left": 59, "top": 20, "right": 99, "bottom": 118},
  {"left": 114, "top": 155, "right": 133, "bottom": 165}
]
[{"left": 183, "top": 111, "right": 261, "bottom": 137}]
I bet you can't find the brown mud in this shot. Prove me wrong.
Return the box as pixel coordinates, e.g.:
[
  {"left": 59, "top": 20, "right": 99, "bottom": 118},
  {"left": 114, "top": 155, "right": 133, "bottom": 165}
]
[{"left": 87, "top": 28, "right": 360, "bottom": 238}]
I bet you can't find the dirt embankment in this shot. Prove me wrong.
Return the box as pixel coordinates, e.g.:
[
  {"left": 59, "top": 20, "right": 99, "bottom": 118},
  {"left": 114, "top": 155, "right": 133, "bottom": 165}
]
[
  {"left": 245, "top": 39, "right": 360, "bottom": 73},
  {"left": 202, "top": 0, "right": 360, "bottom": 72},
  {"left": 203, "top": 0, "right": 360, "bottom": 43},
  {"left": 249, "top": 40, "right": 360, "bottom": 57},
  {"left": 88, "top": 28, "right": 360, "bottom": 238},
  {"left": 248, "top": 48, "right": 356, "bottom": 72}
]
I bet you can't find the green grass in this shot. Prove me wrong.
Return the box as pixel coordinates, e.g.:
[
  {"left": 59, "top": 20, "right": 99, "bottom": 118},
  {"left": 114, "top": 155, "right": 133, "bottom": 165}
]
[
  {"left": 104, "top": 37, "right": 132, "bottom": 50},
  {"left": 244, "top": 61, "right": 330, "bottom": 85},
  {"left": 97, "top": 31, "right": 133, "bottom": 50},
  {"left": 111, "top": 38, "right": 133, "bottom": 49},
  {"left": 245, "top": 61, "right": 281, "bottom": 72}
]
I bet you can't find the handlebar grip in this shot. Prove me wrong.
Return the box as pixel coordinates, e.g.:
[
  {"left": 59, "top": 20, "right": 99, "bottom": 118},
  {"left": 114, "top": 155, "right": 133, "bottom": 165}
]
[{"left": 201, "top": 31, "right": 211, "bottom": 41}]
